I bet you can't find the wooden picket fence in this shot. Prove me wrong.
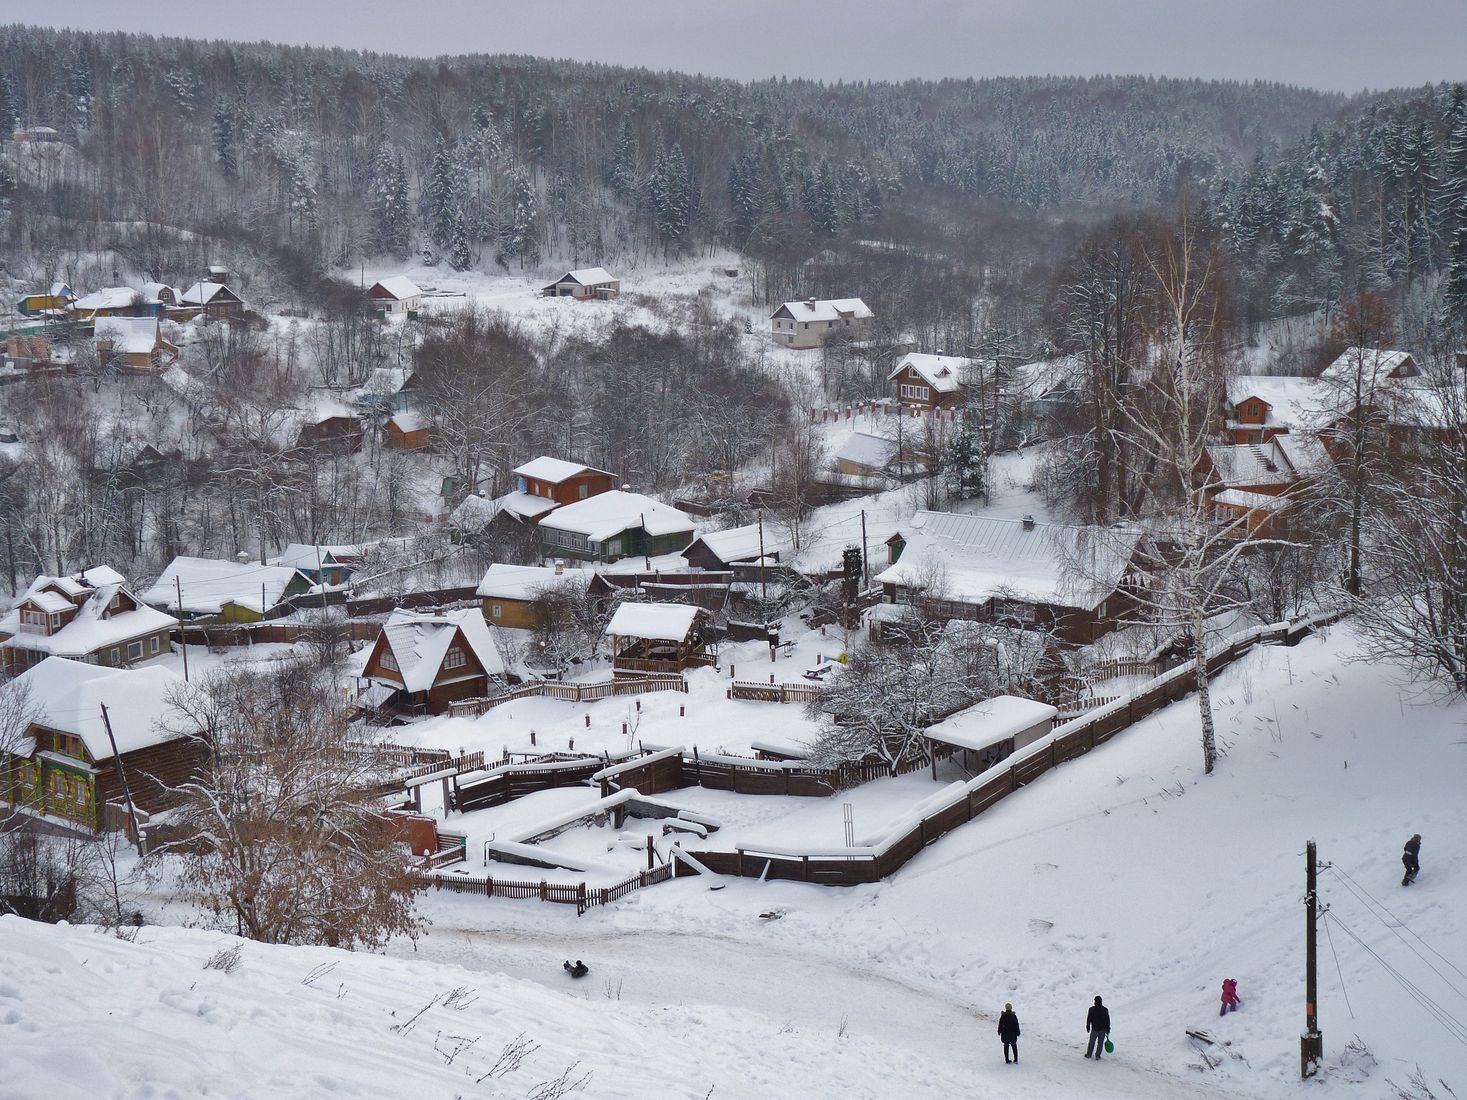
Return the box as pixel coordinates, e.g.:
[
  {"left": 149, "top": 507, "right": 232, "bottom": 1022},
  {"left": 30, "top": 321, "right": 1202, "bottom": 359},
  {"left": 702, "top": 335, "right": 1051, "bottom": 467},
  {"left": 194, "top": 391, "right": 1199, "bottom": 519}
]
[
  {"left": 728, "top": 681, "right": 825, "bottom": 704},
  {"left": 428, "top": 863, "right": 676, "bottom": 915},
  {"left": 447, "top": 675, "right": 687, "bottom": 719}
]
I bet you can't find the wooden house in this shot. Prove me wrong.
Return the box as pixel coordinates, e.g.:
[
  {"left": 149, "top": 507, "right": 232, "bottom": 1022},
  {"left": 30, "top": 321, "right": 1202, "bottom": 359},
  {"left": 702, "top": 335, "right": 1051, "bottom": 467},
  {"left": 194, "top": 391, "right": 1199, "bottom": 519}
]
[
  {"left": 265, "top": 544, "right": 359, "bottom": 586},
  {"left": 73, "top": 287, "right": 148, "bottom": 319},
  {"left": 604, "top": 602, "right": 714, "bottom": 677},
  {"left": 142, "top": 282, "right": 180, "bottom": 306},
  {"left": 297, "top": 413, "right": 364, "bottom": 453},
  {"left": 356, "top": 367, "right": 413, "bottom": 414},
  {"left": 682, "top": 524, "right": 780, "bottom": 571},
  {"left": 513, "top": 456, "right": 617, "bottom": 509},
  {"left": 541, "top": 268, "right": 620, "bottom": 300},
  {"left": 359, "top": 608, "right": 508, "bottom": 715},
  {"left": 368, "top": 276, "right": 423, "bottom": 315},
  {"left": 94, "top": 316, "right": 179, "bottom": 372},
  {"left": 476, "top": 562, "right": 592, "bottom": 629},
  {"left": 384, "top": 411, "right": 430, "bottom": 450},
  {"left": 537, "top": 490, "right": 696, "bottom": 562},
  {"left": 0, "top": 567, "right": 177, "bottom": 673},
  {"left": 140, "top": 557, "right": 311, "bottom": 621},
  {"left": 887, "top": 353, "right": 969, "bottom": 411},
  {"left": 15, "top": 282, "right": 75, "bottom": 316},
  {"left": 1319, "top": 347, "right": 1418, "bottom": 385},
  {"left": 1192, "top": 434, "right": 1325, "bottom": 537},
  {"left": 875, "top": 511, "right": 1147, "bottom": 645},
  {"left": 0, "top": 658, "right": 208, "bottom": 832},
  {"left": 769, "top": 297, "right": 873, "bottom": 349},
  {"left": 180, "top": 280, "right": 245, "bottom": 318}
]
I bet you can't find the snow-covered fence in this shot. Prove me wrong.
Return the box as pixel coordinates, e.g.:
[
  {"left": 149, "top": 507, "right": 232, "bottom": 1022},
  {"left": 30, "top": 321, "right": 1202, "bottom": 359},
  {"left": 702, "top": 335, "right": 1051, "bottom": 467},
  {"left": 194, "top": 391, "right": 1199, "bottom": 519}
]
[
  {"left": 592, "top": 747, "right": 686, "bottom": 797},
  {"left": 727, "top": 681, "right": 825, "bottom": 704},
  {"left": 446, "top": 675, "right": 687, "bottom": 719},
  {"left": 452, "top": 751, "right": 642, "bottom": 813},
  {"left": 679, "top": 609, "right": 1345, "bottom": 886},
  {"left": 427, "top": 863, "right": 676, "bottom": 915}
]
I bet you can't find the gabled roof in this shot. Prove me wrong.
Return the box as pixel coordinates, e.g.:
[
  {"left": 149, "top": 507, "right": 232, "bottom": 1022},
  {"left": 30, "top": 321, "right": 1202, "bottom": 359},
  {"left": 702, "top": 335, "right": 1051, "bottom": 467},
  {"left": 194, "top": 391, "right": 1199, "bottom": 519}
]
[
  {"left": 492, "top": 491, "right": 558, "bottom": 522},
  {"left": 140, "top": 557, "right": 305, "bottom": 616},
  {"left": 772, "top": 297, "right": 874, "bottom": 323},
  {"left": 513, "top": 456, "right": 614, "bottom": 484},
  {"left": 537, "top": 491, "right": 695, "bottom": 542},
  {"left": 12, "top": 657, "right": 188, "bottom": 760},
  {"left": 180, "top": 281, "right": 242, "bottom": 306},
  {"left": 74, "top": 287, "right": 139, "bottom": 313},
  {"left": 874, "top": 511, "right": 1141, "bottom": 611},
  {"left": 1319, "top": 347, "right": 1417, "bottom": 385},
  {"left": 683, "top": 524, "right": 774, "bottom": 565},
  {"left": 94, "top": 316, "right": 163, "bottom": 355},
  {"left": 0, "top": 570, "right": 176, "bottom": 659},
  {"left": 387, "top": 410, "right": 425, "bottom": 434},
  {"left": 1226, "top": 376, "right": 1329, "bottom": 431},
  {"left": 835, "top": 431, "right": 899, "bottom": 468},
  {"left": 476, "top": 563, "right": 591, "bottom": 601},
  {"left": 547, "top": 267, "right": 616, "bottom": 287},
  {"left": 604, "top": 602, "right": 701, "bottom": 642},
  {"left": 266, "top": 544, "right": 357, "bottom": 572},
  {"left": 141, "top": 282, "right": 178, "bottom": 302},
  {"left": 924, "top": 695, "right": 1058, "bottom": 753},
  {"left": 48, "top": 281, "right": 75, "bottom": 300},
  {"left": 888, "top": 353, "right": 969, "bottom": 394},
  {"left": 376, "top": 607, "right": 504, "bottom": 692},
  {"left": 369, "top": 275, "right": 422, "bottom": 301}
]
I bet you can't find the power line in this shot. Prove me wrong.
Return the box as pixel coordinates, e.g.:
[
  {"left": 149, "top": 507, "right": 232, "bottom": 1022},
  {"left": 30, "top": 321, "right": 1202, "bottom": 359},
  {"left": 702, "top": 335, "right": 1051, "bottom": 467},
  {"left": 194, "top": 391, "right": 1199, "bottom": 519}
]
[{"left": 1321, "top": 910, "right": 1355, "bottom": 1020}]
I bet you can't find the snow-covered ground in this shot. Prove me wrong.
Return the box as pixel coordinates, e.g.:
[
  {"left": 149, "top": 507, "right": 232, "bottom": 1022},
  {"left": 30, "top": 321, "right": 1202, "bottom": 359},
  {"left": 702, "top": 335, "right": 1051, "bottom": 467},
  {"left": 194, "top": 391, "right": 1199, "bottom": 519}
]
[{"left": 8, "top": 623, "right": 1465, "bottom": 1098}]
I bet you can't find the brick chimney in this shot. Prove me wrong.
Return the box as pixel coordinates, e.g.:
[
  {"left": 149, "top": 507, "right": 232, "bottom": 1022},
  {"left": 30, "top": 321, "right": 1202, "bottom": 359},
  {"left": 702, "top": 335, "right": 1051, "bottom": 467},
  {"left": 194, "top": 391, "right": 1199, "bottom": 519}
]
[
  {"left": 1022, "top": 514, "right": 1036, "bottom": 530},
  {"left": 805, "top": 297, "right": 818, "bottom": 311}
]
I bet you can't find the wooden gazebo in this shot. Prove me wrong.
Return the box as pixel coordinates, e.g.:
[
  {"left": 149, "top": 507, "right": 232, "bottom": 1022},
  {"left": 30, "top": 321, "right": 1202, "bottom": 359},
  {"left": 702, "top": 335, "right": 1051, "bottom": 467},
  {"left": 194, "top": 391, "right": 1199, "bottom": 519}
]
[{"left": 604, "top": 602, "right": 714, "bottom": 677}]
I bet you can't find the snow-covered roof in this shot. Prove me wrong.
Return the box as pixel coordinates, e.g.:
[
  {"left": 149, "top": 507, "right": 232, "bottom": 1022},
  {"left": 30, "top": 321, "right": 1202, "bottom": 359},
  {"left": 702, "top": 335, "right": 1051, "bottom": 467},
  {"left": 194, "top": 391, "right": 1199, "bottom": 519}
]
[
  {"left": 924, "top": 695, "right": 1058, "bottom": 753},
  {"left": 773, "top": 297, "right": 874, "bottom": 323},
  {"left": 1319, "top": 347, "right": 1417, "bottom": 385},
  {"left": 387, "top": 410, "right": 425, "bottom": 434},
  {"left": 376, "top": 607, "right": 504, "bottom": 692},
  {"left": 1202, "top": 443, "right": 1296, "bottom": 489},
  {"left": 140, "top": 557, "right": 304, "bottom": 616},
  {"left": 356, "top": 366, "right": 409, "bottom": 399},
  {"left": 12, "top": 657, "right": 188, "bottom": 761},
  {"left": 266, "top": 544, "right": 355, "bottom": 572},
  {"left": 513, "top": 456, "right": 612, "bottom": 484},
  {"left": 476, "top": 564, "right": 591, "bottom": 601},
  {"left": 140, "top": 282, "right": 177, "bottom": 302},
  {"left": 835, "top": 431, "right": 898, "bottom": 469},
  {"left": 447, "top": 494, "right": 499, "bottom": 533},
  {"left": 538, "top": 491, "right": 694, "bottom": 543},
  {"left": 1226, "top": 376, "right": 1329, "bottom": 431},
  {"left": 180, "top": 281, "right": 239, "bottom": 306},
  {"left": 875, "top": 511, "right": 1141, "bottom": 611},
  {"left": 0, "top": 571, "right": 176, "bottom": 659},
  {"left": 94, "top": 316, "right": 161, "bottom": 355},
  {"left": 888, "top": 353, "right": 968, "bottom": 394},
  {"left": 684, "top": 524, "right": 774, "bottom": 565},
  {"left": 370, "top": 275, "right": 422, "bottom": 301},
  {"left": 604, "top": 602, "right": 701, "bottom": 642},
  {"left": 1212, "top": 489, "right": 1291, "bottom": 512},
  {"left": 548, "top": 268, "right": 616, "bottom": 287},
  {"left": 74, "top": 287, "right": 139, "bottom": 313},
  {"left": 49, "top": 281, "right": 74, "bottom": 299}
]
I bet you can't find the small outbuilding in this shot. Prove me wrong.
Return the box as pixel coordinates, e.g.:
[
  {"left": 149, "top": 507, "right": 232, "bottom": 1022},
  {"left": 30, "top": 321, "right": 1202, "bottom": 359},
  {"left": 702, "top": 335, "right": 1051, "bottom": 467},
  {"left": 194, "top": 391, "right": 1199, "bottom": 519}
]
[
  {"left": 385, "top": 410, "right": 430, "bottom": 450},
  {"left": 604, "top": 602, "right": 714, "bottom": 677},
  {"left": 368, "top": 276, "right": 423, "bottom": 315},
  {"left": 923, "top": 695, "right": 1059, "bottom": 776}
]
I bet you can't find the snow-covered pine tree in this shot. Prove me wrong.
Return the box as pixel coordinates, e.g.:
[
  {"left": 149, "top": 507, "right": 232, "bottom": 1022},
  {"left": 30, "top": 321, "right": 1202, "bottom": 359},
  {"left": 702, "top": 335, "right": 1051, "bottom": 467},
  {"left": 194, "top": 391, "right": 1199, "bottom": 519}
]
[
  {"left": 942, "top": 410, "right": 989, "bottom": 504},
  {"left": 368, "top": 145, "right": 411, "bottom": 257},
  {"left": 212, "top": 103, "right": 237, "bottom": 179}
]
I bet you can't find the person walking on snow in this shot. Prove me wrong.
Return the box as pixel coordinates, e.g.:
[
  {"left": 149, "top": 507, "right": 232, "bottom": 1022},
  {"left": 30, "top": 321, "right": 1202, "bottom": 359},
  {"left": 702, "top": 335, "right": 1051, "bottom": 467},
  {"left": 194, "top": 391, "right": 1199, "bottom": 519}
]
[
  {"left": 1219, "top": 978, "right": 1241, "bottom": 1016},
  {"left": 1403, "top": 834, "right": 1422, "bottom": 886},
  {"left": 997, "top": 1003, "right": 1021, "bottom": 1064},
  {"left": 1085, "top": 995, "right": 1111, "bottom": 1059}
]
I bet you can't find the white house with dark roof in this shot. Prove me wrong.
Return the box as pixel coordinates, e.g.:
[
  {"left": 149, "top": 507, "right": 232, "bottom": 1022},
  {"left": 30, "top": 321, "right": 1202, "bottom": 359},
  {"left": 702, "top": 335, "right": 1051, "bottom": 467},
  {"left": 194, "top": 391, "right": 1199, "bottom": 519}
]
[
  {"left": 770, "top": 297, "right": 874, "bottom": 349},
  {"left": 541, "top": 268, "right": 620, "bottom": 300}
]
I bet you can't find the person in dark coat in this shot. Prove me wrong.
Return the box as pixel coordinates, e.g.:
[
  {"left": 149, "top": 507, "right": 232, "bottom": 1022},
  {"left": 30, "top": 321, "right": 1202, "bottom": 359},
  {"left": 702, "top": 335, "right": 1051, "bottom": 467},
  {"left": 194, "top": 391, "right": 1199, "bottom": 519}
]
[
  {"left": 1085, "top": 995, "right": 1111, "bottom": 1059},
  {"left": 1403, "top": 834, "right": 1422, "bottom": 886},
  {"left": 997, "top": 1003, "right": 1021, "bottom": 1064},
  {"left": 563, "top": 960, "right": 589, "bottom": 978}
]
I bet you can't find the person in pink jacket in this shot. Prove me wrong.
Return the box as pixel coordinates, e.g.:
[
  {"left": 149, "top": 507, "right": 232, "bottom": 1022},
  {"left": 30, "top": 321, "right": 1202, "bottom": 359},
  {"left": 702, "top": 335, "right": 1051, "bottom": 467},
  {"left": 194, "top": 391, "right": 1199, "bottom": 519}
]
[{"left": 1219, "top": 978, "right": 1241, "bottom": 1016}]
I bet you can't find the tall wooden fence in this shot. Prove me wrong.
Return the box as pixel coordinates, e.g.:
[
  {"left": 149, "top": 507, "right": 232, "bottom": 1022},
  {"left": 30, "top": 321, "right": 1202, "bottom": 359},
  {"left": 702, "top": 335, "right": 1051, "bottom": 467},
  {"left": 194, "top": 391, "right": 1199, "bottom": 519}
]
[
  {"left": 678, "top": 610, "right": 1343, "bottom": 887},
  {"left": 446, "top": 675, "right": 687, "bottom": 719}
]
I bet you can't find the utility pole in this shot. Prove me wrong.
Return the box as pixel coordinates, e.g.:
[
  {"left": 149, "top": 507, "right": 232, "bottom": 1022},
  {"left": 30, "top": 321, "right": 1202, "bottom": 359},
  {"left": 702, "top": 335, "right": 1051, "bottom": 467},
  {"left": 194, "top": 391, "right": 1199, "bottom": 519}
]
[
  {"left": 860, "top": 508, "right": 870, "bottom": 589},
  {"left": 100, "top": 704, "right": 140, "bottom": 849},
  {"left": 174, "top": 575, "right": 189, "bottom": 681},
  {"left": 1301, "top": 839, "right": 1323, "bottom": 1079},
  {"left": 756, "top": 509, "right": 767, "bottom": 602}
]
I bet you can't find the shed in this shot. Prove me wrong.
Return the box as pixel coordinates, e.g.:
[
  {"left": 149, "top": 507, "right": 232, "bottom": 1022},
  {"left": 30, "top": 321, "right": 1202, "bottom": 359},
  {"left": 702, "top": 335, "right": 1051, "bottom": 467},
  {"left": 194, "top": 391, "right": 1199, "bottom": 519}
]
[
  {"left": 385, "top": 410, "right": 429, "bottom": 450},
  {"left": 923, "top": 695, "right": 1058, "bottom": 775}
]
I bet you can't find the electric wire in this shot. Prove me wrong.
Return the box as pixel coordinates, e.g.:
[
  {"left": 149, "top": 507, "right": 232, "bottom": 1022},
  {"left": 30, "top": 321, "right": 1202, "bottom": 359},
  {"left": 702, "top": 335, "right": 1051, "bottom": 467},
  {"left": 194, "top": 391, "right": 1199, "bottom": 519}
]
[{"left": 1328, "top": 861, "right": 1467, "bottom": 991}]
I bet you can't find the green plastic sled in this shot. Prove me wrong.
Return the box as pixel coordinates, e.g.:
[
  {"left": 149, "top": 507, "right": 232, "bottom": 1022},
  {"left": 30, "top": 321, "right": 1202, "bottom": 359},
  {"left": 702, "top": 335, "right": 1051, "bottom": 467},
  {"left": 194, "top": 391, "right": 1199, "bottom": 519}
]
[{"left": 1104, "top": 1038, "right": 1114, "bottom": 1054}]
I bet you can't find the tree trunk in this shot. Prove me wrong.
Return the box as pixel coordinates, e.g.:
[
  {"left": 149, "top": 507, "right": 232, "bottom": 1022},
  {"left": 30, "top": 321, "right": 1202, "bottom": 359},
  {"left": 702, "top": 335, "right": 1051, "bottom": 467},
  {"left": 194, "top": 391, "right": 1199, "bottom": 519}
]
[{"left": 1193, "top": 605, "right": 1216, "bottom": 775}]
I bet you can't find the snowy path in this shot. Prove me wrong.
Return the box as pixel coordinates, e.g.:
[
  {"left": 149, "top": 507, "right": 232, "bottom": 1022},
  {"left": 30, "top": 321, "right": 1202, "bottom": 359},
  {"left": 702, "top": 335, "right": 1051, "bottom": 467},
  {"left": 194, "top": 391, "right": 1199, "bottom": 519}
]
[{"left": 405, "top": 919, "right": 1242, "bottom": 1099}]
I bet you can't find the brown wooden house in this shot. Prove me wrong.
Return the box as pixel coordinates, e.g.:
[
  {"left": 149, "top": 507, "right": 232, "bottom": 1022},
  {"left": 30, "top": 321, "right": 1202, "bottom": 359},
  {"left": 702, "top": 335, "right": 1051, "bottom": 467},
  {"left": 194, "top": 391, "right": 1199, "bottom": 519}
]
[
  {"left": 0, "top": 567, "right": 177, "bottom": 673},
  {"left": 887, "top": 353, "right": 969, "bottom": 411},
  {"left": 359, "top": 608, "right": 509, "bottom": 714},
  {"left": 512, "top": 456, "right": 617, "bottom": 507},
  {"left": 180, "top": 280, "right": 246, "bottom": 318},
  {"left": 384, "top": 411, "right": 430, "bottom": 450},
  {"left": 603, "top": 602, "right": 714, "bottom": 676},
  {"left": 0, "top": 658, "right": 208, "bottom": 832},
  {"left": 297, "top": 413, "right": 364, "bottom": 452},
  {"left": 94, "top": 316, "right": 179, "bottom": 373}
]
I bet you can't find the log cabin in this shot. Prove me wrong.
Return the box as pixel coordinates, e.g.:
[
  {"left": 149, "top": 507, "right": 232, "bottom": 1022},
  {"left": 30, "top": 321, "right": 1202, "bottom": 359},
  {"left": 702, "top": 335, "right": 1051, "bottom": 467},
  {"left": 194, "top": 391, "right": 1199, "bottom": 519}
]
[{"left": 359, "top": 607, "right": 509, "bottom": 714}]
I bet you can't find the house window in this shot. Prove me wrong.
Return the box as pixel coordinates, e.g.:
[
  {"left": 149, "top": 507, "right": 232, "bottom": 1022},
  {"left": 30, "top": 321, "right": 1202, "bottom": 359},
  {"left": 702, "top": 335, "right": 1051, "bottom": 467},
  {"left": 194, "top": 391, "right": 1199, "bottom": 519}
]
[
  {"left": 110, "top": 647, "right": 120, "bottom": 664},
  {"left": 443, "top": 648, "right": 467, "bottom": 670},
  {"left": 899, "top": 384, "right": 931, "bottom": 402},
  {"left": 490, "top": 604, "right": 503, "bottom": 619},
  {"left": 579, "top": 484, "right": 589, "bottom": 499},
  {"left": 150, "top": 636, "right": 160, "bottom": 654},
  {"left": 49, "top": 613, "right": 60, "bottom": 629},
  {"left": 380, "top": 652, "right": 399, "bottom": 672},
  {"left": 127, "top": 641, "right": 143, "bottom": 661}
]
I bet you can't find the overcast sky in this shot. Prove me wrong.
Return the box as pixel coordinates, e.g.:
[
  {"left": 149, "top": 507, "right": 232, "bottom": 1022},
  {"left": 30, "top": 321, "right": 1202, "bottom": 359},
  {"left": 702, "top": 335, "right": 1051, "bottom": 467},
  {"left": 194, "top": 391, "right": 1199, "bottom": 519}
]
[{"left": 22, "top": 0, "right": 1467, "bottom": 94}]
